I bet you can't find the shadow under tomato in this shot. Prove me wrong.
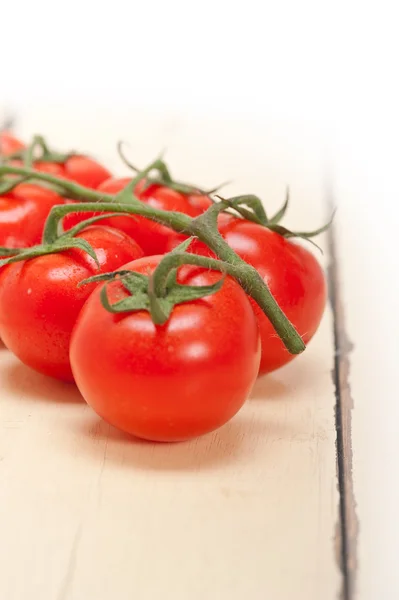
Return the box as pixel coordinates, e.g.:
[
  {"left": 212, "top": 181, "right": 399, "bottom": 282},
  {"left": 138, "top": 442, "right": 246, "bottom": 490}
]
[
  {"left": 0, "top": 360, "right": 83, "bottom": 404},
  {"left": 75, "top": 411, "right": 293, "bottom": 472}
]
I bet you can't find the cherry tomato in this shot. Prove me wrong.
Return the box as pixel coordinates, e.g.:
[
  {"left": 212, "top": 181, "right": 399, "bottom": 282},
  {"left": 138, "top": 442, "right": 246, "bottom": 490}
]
[
  {"left": 63, "top": 155, "right": 111, "bottom": 188},
  {"left": 169, "top": 218, "right": 327, "bottom": 374},
  {"left": 63, "top": 178, "right": 212, "bottom": 255},
  {"left": 220, "top": 220, "right": 327, "bottom": 374},
  {"left": 32, "top": 161, "right": 66, "bottom": 177},
  {"left": 70, "top": 255, "right": 261, "bottom": 441},
  {"left": 34, "top": 155, "right": 111, "bottom": 188},
  {"left": 186, "top": 193, "right": 213, "bottom": 212},
  {"left": 7, "top": 158, "right": 66, "bottom": 178},
  {"left": 0, "top": 226, "right": 143, "bottom": 381},
  {"left": 9, "top": 155, "right": 111, "bottom": 188},
  {"left": 0, "top": 132, "right": 25, "bottom": 156},
  {"left": 0, "top": 184, "right": 65, "bottom": 248}
]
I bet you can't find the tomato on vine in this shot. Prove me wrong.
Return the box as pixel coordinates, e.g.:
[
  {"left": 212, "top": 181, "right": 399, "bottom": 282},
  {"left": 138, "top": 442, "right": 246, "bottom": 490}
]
[
  {"left": 70, "top": 254, "right": 261, "bottom": 441},
  {"left": 0, "top": 225, "right": 143, "bottom": 381},
  {"left": 0, "top": 184, "right": 65, "bottom": 248},
  {"left": 220, "top": 219, "right": 327, "bottom": 374},
  {"left": 3, "top": 134, "right": 111, "bottom": 189},
  {"left": 63, "top": 177, "right": 212, "bottom": 254},
  {"left": 170, "top": 215, "right": 327, "bottom": 375},
  {"left": 0, "top": 152, "right": 320, "bottom": 374}
]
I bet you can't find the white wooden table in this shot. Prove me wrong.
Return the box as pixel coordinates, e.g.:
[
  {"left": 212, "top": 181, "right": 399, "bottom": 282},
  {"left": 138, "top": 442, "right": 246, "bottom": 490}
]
[{"left": 0, "top": 109, "right": 392, "bottom": 599}]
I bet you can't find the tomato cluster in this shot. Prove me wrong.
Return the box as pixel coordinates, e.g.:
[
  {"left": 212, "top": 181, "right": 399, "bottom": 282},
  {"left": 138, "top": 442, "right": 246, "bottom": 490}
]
[{"left": 0, "top": 131, "right": 327, "bottom": 443}]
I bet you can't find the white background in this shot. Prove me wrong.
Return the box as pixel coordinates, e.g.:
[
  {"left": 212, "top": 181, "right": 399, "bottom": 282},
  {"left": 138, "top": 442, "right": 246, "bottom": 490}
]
[{"left": 3, "top": 1, "right": 399, "bottom": 596}]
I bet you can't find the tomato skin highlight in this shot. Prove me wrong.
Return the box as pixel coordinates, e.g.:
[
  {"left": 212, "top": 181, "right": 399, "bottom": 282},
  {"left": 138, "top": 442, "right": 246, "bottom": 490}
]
[
  {"left": 63, "top": 178, "right": 212, "bottom": 255},
  {"left": 0, "top": 226, "right": 144, "bottom": 382},
  {"left": 70, "top": 255, "right": 261, "bottom": 442},
  {"left": 219, "top": 220, "right": 327, "bottom": 374},
  {"left": 0, "top": 184, "right": 65, "bottom": 248}
]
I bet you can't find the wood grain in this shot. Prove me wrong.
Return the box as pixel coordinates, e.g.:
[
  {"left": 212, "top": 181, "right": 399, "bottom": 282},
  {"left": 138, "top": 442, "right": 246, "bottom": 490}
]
[{"left": 0, "top": 114, "right": 341, "bottom": 599}]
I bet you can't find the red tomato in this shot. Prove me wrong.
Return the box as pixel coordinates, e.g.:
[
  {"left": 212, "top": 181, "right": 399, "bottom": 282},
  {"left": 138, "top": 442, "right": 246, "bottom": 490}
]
[
  {"left": 0, "top": 226, "right": 143, "bottom": 381},
  {"left": 33, "top": 161, "right": 66, "bottom": 177},
  {"left": 0, "top": 184, "right": 65, "bottom": 248},
  {"left": 34, "top": 155, "right": 111, "bottom": 188},
  {"left": 63, "top": 155, "right": 111, "bottom": 188},
  {"left": 169, "top": 218, "right": 327, "bottom": 374},
  {"left": 0, "top": 132, "right": 25, "bottom": 156},
  {"left": 6, "top": 158, "right": 66, "bottom": 178},
  {"left": 184, "top": 192, "right": 212, "bottom": 213},
  {"left": 220, "top": 220, "right": 327, "bottom": 374},
  {"left": 8, "top": 155, "right": 111, "bottom": 189},
  {"left": 63, "top": 178, "right": 212, "bottom": 255},
  {"left": 70, "top": 255, "right": 261, "bottom": 441}
]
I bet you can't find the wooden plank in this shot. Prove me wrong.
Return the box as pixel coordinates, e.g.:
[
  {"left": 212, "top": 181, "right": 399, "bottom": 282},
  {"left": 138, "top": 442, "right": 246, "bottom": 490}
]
[
  {"left": 0, "top": 113, "right": 341, "bottom": 599},
  {"left": 332, "top": 141, "right": 399, "bottom": 600}
]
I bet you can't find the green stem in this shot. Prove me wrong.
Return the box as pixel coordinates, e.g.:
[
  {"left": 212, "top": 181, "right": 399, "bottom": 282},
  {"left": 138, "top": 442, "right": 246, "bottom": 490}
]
[
  {"left": 0, "top": 247, "right": 25, "bottom": 257},
  {"left": 152, "top": 253, "right": 234, "bottom": 297},
  {"left": 42, "top": 202, "right": 192, "bottom": 245},
  {"left": 0, "top": 165, "right": 103, "bottom": 201},
  {"left": 153, "top": 252, "right": 305, "bottom": 355},
  {"left": 225, "top": 194, "right": 268, "bottom": 224},
  {"left": 117, "top": 144, "right": 173, "bottom": 184},
  {"left": 189, "top": 203, "right": 305, "bottom": 353}
]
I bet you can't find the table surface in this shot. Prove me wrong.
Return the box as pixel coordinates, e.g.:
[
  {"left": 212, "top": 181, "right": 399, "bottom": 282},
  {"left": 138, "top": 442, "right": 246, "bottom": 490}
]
[{"left": 0, "top": 110, "right": 389, "bottom": 600}]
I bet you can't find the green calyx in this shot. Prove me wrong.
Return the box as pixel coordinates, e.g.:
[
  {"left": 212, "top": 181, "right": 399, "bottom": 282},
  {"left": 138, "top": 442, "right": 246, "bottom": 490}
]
[
  {"left": 0, "top": 134, "right": 74, "bottom": 196},
  {"left": 3, "top": 134, "right": 73, "bottom": 167},
  {"left": 117, "top": 142, "right": 226, "bottom": 197},
  {"left": 81, "top": 238, "right": 226, "bottom": 324},
  {"left": 0, "top": 212, "right": 130, "bottom": 270},
  {"left": 216, "top": 189, "right": 334, "bottom": 250},
  {"left": 81, "top": 265, "right": 225, "bottom": 326},
  {"left": 0, "top": 238, "right": 98, "bottom": 271}
]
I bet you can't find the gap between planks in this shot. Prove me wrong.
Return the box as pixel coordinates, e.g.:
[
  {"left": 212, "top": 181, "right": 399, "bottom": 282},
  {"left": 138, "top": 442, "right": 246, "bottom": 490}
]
[{"left": 327, "top": 184, "right": 359, "bottom": 600}]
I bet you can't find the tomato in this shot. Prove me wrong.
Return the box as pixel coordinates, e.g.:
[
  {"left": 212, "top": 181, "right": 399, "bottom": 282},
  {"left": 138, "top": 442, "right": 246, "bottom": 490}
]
[
  {"left": 0, "top": 226, "right": 143, "bottom": 381},
  {"left": 0, "top": 184, "right": 65, "bottom": 248},
  {"left": 70, "top": 255, "right": 261, "bottom": 442},
  {"left": 32, "top": 161, "right": 66, "bottom": 177},
  {"left": 7, "top": 155, "right": 111, "bottom": 188},
  {"left": 63, "top": 178, "right": 212, "bottom": 255},
  {"left": 0, "top": 132, "right": 25, "bottom": 156},
  {"left": 168, "top": 218, "right": 327, "bottom": 374},
  {"left": 62, "top": 155, "right": 111, "bottom": 188},
  {"left": 38, "top": 155, "right": 111, "bottom": 188},
  {"left": 220, "top": 220, "right": 327, "bottom": 374},
  {"left": 184, "top": 192, "right": 212, "bottom": 213},
  {"left": 7, "top": 158, "right": 66, "bottom": 178}
]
